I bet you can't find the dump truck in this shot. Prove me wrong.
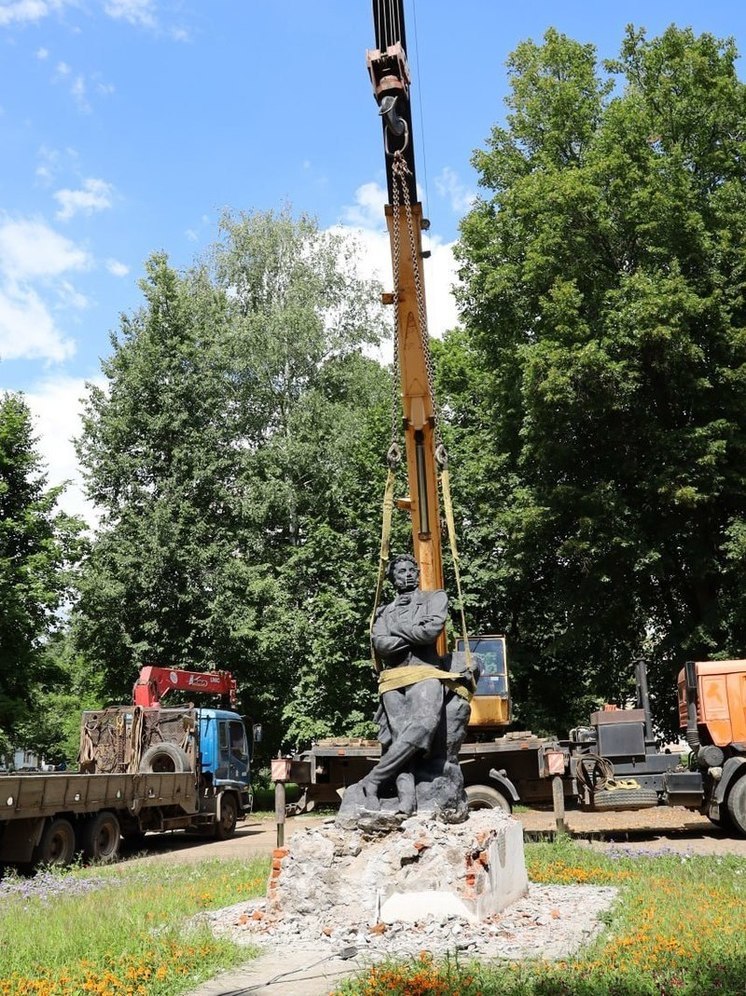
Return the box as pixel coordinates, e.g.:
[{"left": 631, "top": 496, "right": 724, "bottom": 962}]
[{"left": 0, "top": 666, "right": 253, "bottom": 867}]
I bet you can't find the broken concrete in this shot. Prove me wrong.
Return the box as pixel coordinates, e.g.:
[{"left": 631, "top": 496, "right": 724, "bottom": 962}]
[{"left": 269, "top": 809, "right": 528, "bottom": 925}]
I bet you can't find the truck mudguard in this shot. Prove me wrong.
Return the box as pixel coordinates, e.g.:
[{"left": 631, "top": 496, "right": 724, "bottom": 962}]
[
  {"left": 712, "top": 756, "right": 746, "bottom": 805},
  {"left": 488, "top": 767, "right": 521, "bottom": 803}
]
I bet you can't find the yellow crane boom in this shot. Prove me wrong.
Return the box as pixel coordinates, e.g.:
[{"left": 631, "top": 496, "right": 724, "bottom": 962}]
[{"left": 367, "top": 0, "right": 444, "bottom": 598}]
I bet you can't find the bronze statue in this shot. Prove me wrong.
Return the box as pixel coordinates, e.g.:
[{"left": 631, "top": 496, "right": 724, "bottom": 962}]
[{"left": 337, "top": 554, "right": 479, "bottom": 827}]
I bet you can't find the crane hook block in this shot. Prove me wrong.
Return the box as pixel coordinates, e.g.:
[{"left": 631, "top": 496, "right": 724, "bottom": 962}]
[{"left": 367, "top": 42, "right": 411, "bottom": 101}]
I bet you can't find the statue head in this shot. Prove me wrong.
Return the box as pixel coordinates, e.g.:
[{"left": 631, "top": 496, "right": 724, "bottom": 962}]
[{"left": 388, "top": 553, "right": 419, "bottom": 594}]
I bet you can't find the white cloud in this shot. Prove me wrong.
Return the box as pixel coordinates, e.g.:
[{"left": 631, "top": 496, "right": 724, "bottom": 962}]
[
  {"left": 341, "top": 181, "right": 387, "bottom": 230},
  {"left": 0, "top": 0, "right": 65, "bottom": 27},
  {"left": 23, "top": 374, "right": 104, "bottom": 526},
  {"left": 54, "top": 177, "right": 114, "bottom": 220},
  {"left": 435, "top": 166, "right": 475, "bottom": 215},
  {"left": 0, "top": 285, "right": 75, "bottom": 362},
  {"left": 104, "top": 0, "right": 156, "bottom": 28},
  {"left": 36, "top": 46, "right": 49, "bottom": 60},
  {"left": 56, "top": 279, "right": 88, "bottom": 310},
  {"left": 0, "top": 216, "right": 90, "bottom": 363},
  {"left": 106, "top": 258, "right": 129, "bottom": 277},
  {"left": 55, "top": 60, "right": 71, "bottom": 77},
  {"left": 70, "top": 74, "right": 89, "bottom": 112},
  {"left": 0, "top": 216, "right": 89, "bottom": 280},
  {"left": 0, "top": 219, "right": 88, "bottom": 281}
]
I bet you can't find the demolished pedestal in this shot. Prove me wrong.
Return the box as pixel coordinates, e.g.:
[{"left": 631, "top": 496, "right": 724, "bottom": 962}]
[{"left": 268, "top": 810, "right": 528, "bottom": 925}]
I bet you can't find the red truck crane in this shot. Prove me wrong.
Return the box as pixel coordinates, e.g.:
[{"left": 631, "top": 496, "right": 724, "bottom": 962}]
[
  {"left": 0, "top": 666, "right": 251, "bottom": 868},
  {"left": 133, "top": 666, "right": 237, "bottom": 708}
]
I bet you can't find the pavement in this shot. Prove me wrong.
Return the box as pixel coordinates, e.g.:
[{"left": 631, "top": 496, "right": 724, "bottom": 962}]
[{"left": 188, "top": 947, "right": 369, "bottom": 996}]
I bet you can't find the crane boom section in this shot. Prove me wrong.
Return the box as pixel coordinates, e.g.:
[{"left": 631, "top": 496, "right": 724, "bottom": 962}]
[{"left": 368, "top": 1, "right": 444, "bottom": 598}]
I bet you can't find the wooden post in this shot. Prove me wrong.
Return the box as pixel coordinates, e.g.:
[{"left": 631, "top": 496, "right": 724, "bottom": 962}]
[
  {"left": 552, "top": 775, "right": 566, "bottom": 836},
  {"left": 275, "top": 780, "right": 286, "bottom": 848}
]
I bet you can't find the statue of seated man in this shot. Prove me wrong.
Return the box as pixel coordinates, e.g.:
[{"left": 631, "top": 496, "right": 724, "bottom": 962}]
[
  {"left": 367, "top": 553, "right": 450, "bottom": 815},
  {"left": 337, "top": 553, "right": 480, "bottom": 826}
]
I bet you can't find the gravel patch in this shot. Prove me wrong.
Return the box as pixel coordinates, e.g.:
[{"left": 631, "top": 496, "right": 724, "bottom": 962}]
[{"left": 195, "top": 880, "right": 617, "bottom": 962}]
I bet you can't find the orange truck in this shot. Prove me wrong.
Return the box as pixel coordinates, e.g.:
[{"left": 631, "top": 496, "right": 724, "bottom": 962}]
[{"left": 677, "top": 659, "right": 746, "bottom": 833}]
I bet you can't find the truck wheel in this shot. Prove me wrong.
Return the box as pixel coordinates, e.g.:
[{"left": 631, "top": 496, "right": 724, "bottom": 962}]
[
  {"left": 80, "top": 811, "right": 121, "bottom": 862},
  {"left": 465, "top": 784, "right": 512, "bottom": 813},
  {"left": 593, "top": 788, "right": 658, "bottom": 811},
  {"left": 215, "top": 794, "right": 238, "bottom": 840},
  {"left": 139, "top": 742, "right": 191, "bottom": 773},
  {"left": 726, "top": 775, "right": 746, "bottom": 835},
  {"left": 33, "top": 818, "right": 76, "bottom": 867}
]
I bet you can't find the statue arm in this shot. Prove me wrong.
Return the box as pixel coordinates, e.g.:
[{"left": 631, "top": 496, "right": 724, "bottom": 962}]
[
  {"left": 371, "top": 606, "right": 410, "bottom": 655},
  {"left": 405, "top": 590, "right": 449, "bottom": 645}
]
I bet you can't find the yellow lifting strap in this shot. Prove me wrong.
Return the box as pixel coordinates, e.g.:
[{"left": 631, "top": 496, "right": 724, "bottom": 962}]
[
  {"left": 605, "top": 778, "right": 641, "bottom": 791},
  {"left": 439, "top": 464, "right": 474, "bottom": 683},
  {"left": 378, "top": 665, "right": 474, "bottom": 702},
  {"left": 368, "top": 465, "right": 397, "bottom": 673}
]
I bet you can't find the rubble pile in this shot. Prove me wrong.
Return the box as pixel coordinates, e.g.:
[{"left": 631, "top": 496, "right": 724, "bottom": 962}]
[
  {"left": 196, "top": 813, "right": 618, "bottom": 962},
  {"left": 268, "top": 810, "right": 528, "bottom": 922}
]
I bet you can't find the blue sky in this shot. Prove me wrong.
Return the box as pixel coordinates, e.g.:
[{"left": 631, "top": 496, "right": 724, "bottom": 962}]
[{"left": 2, "top": 0, "right": 745, "bottom": 522}]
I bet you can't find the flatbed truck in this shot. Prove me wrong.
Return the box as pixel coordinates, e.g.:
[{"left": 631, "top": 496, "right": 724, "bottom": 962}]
[{"left": 0, "top": 667, "right": 253, "bottom": 868}]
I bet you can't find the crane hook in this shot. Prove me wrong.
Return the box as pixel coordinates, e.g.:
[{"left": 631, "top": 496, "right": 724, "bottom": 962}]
[{"left": 379, "top": 94, "right": 406, "bottom": 138}]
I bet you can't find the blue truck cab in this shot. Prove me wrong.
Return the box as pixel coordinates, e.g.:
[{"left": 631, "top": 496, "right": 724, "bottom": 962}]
[{"left": 198, "top": 709, "right": 253, "bottom": 818}]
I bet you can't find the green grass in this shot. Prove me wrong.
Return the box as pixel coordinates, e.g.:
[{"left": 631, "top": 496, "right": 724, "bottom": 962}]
[
  {"left": 0, "top": 856, "right": 269, "bottom": 995},
  {"left": 336, "top": 837, "right": 746, "bottom": 995}
]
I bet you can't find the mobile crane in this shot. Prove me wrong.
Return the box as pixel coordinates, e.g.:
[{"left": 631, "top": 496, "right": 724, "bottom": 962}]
[
  {"left": 367, "top": 0, "right": 509, "bottom": 728},
  {"left": 286, "top": 2, "right": 567, "bottom": 815}
]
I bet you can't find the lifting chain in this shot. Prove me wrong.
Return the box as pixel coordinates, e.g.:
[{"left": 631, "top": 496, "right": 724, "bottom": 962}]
[{"left": 390, "top": 150, "right": 444, "bottom": 453}]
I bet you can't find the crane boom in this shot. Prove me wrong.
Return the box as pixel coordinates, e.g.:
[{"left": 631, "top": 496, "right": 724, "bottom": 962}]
[
  {"left": 367, "top": 0, "right": 444, "bottom": 599},
  {"left": 133, "top": 666, "right": 237, "bottom": 708}
]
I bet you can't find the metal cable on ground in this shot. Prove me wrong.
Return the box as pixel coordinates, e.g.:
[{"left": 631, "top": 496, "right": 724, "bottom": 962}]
[{"left": 226, "top": 946, "right": 360, "bottom": 993}]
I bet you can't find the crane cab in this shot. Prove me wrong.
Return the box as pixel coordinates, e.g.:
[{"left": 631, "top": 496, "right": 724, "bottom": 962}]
[{"left": 456, "top": 634, "right": 511, "bottom": 730}]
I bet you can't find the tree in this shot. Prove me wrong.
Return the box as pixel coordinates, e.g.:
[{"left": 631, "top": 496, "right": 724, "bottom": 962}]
[
  {"left": 0, "top": 393, "right": 85, "bottom": 758},
  {"left": 74, "top": 209, "right": 391, "bottom": 752},
  {"left": 453, "top": 26, "right": 746, "bottom": 733}
]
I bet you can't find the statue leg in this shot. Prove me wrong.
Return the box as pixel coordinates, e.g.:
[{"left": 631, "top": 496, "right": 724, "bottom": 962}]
[{"left": 362, "top": 680, "right": 443, "bottom": 813}]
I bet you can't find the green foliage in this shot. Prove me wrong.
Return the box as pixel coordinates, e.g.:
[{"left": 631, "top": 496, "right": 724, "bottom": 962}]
[
  {"left": 74, "top": 209, "right": 390, "bottom": 752},
  {"left": 14, "top": 630, "right": 106, "bottom": 767},
  {"left": 452, "top": 25, "right": 746, "bottom": 734},
  {"left": 0, "top": 857, "right": 266, "bottom": 993},
  {"left": 0, "top": 393, "right": 86, "bottom": 759}
]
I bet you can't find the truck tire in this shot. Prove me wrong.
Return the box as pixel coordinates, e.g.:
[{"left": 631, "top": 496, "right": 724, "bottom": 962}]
[
  {"left": 593, "top": 788, "right": 658, "bottom": 811},
  {"left": 726, "top": 774, "right": 746, "bottom": 835},
  {"left": 139, "top": 742, "right": 191, "bottom": 774},
  {"left": 80, "top": 811, "right": 121, "bottom": 862},
  {"left": 215, "top": 793, "right": 238, "bottom": 840},
  {"left": 465, "top": 784, "right": 512, "bottom": 813},
  {"left": 33, "top": 817, "right": 76, "bottom": 867}
]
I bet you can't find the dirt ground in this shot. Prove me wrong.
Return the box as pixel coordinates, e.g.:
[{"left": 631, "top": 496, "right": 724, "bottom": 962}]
[{"left": 122, "top": 805, "right": 746, "bottom": 864}]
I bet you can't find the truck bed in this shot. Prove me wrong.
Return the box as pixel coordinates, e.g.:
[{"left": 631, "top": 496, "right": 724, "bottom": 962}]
[{"left": 0, "top": 771, "right": 199, "bottom": 821}]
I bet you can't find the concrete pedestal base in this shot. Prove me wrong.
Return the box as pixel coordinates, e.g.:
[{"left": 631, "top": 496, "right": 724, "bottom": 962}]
[{"left": 268, "top": 810, "right": 528, "bottom": 925}]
